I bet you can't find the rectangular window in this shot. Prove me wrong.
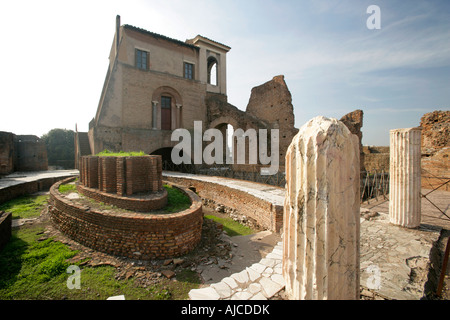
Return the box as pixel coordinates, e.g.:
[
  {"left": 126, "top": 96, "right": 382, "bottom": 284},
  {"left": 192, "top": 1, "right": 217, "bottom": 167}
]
[
  {"left": 184, "top": 62, "right": 194, "bottom": 80},
  {"left": 136, "top": 49, "right": 149, "bottom": 70}
]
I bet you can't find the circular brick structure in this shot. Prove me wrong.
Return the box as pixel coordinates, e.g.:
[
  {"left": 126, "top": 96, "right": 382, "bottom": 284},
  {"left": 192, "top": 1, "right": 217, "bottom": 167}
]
[
  {"left": 78, "top": 155, "right": 168, "bottom": 211},
  {"left": 48, "top": 177, "right": 203, "bottom": 259}
]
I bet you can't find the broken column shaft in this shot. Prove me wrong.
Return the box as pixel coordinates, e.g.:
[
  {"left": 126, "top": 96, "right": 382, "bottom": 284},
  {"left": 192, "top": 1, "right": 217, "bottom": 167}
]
[{"left": 283, "top": 116, "right": 360, "bottom": 300}]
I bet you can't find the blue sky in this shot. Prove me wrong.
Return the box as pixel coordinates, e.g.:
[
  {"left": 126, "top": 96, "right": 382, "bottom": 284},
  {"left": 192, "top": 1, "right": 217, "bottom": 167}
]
[{"left": 0, "top": 0, "right": 449, "bottom": 146}]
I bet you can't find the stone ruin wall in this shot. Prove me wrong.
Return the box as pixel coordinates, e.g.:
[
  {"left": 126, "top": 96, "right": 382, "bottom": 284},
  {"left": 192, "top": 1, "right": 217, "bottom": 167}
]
[
  {"left": 420, "top": 110, "right": 449, "bottom": 191},
  {"left": 0, "top": 131, "right": 48, "bottom": 175}
]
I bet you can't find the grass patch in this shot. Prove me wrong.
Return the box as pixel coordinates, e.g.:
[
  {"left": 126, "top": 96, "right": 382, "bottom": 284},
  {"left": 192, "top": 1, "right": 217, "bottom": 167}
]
[
  {"left": 0, "top": 194, "right": 49, "bottom": 219},
  {"left": 58, "top": 183, "right": 77, "bottom": 193},
  {"left": 96, "top": 150, "right": 147, "bottom": 157},
  {"left": 163, "top": 184, "right": 191, "bottom": 213},
  {"left": 205, "top": 215, "right": 255, "bottom": 237},
  {"left": 0, "top": 225, "right": 79, "bottom": 299},
  {"left": 0, "top": 223, "right": 200, "bottom": 300}
]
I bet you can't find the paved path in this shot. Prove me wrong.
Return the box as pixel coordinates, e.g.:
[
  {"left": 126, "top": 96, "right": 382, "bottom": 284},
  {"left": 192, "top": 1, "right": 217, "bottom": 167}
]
[
  {"left": 163, "top": 171, "right": 285, "bottom": 206},
  {"left": 0, "top": 170, "right": 79, "bottom": 190}
]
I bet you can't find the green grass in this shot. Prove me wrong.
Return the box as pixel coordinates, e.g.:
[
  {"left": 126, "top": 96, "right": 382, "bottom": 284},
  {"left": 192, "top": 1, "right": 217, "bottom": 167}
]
[
  {"left": 0, "top": 192, "right": 201, "bottom": 299},
  {"left": 0, "top": 226, "right": 79, "bottom": 299},
  {"left": 0, "top": 194, "right": 49, "bottom": 219},
  {"left": 58, "top": 183, "right": 77, "bottom": 193},
  {"left": 163, "top": 184, "right": 191, "bottom": 213},
  {"left": 96, "top": 150, "right": 147, "bottom": 157},
  {"left": 0, "top": 224, "right": 200, "bottom": 300},
  {"left": 204, "top": 215, "right": 255, "bottom": 237}
]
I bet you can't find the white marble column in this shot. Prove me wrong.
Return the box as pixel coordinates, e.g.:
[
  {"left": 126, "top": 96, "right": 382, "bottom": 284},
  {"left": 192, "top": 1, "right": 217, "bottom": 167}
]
[
  {"left": 283, "top": 116, "right": 360, "bottom": 300},
  {"left": 389, "top": 127, "right": 422, "bottom": 228}
]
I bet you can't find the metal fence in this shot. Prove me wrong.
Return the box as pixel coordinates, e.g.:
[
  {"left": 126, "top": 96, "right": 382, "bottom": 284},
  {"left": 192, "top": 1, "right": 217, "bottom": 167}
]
[{"left": 360, "top": 170, "right": 390, "bottom": 203}]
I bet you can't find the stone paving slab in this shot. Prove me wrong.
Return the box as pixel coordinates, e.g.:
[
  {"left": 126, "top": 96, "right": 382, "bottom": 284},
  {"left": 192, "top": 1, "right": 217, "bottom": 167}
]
[
  {"left": 189, "top": 241, "right": 285, "bottom": 300},
  {"left": 360, "top": 212, "right": 441, "bottom": 300}
]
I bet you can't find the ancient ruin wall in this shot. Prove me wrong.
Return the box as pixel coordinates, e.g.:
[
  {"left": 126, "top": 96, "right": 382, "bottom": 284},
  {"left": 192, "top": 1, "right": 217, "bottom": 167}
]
[
  {"left": 420, "top": 110, "right": 449, "bottom": 191},
  {"left": 78, "top": 155, "right": 166, "bottom": 211},
  {"left": 245, "top": 75, "right": 298, "bottom": 164},
  {"left": 163, "top": 174, "right": 284, "bottom": 233}
]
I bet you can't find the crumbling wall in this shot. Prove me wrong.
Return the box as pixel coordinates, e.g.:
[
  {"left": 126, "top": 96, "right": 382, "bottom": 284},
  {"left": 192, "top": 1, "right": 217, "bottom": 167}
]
[
  {"left": 246, "top": 75, "right": 298, "bottom": 164},
  {"left": 0, "top": 132, "right": 48, "bottom": 174},
  {"left": 0, "top": 131, "right": 15, "bottom": 175},
  {"left": 14, "top": 135, "right": 48, "bottom": 172},
  {"left": 420, "top": 110, "right": 449, "bottom": 191},
  {"left": 362, "top": 146, "right": 390, "bottom": 172}
]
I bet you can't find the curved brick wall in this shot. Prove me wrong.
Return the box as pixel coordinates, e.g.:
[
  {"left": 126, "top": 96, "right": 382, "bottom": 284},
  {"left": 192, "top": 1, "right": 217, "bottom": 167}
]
[
  {"left": 76, "top": 184, "right": 168, "bottom": 212},
  {"left": 48, "top": 177, "right": 203, "bottom": 259}
]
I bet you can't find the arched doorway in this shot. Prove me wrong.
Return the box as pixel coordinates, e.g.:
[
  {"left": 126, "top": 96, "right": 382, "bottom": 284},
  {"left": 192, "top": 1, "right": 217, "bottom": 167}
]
[{"left": 151, "top": 147, "right": 195, "bottom": 173}]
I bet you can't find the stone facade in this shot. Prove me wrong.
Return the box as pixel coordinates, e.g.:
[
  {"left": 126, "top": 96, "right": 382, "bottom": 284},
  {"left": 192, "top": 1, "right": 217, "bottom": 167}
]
[
  {"left": 283, "top": 116, "right": 360, "bottom": 300},
  {"left": 77, "top": 16, "right": 301, "bottom": 170},
  {"left": 84, "top": 17, "right": 230, "bottom": 161}
]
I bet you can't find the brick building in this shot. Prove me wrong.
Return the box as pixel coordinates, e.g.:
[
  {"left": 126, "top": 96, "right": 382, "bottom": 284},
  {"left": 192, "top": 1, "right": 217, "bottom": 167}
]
[{"left": 76, "top": 16, "right": 298, "bottom": 170}]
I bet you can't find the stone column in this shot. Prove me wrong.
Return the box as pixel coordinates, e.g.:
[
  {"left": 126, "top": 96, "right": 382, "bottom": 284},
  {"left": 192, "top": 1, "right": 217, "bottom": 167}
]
[
  {"left": 176, "top": 104, "right": 182, "bottom": 129},
  {"left": 283, "top": 116, "right": 360, "bottom": 300},
  {"left": 152, "top": 101, "right": 158, "bottom": 130},
  {"left": 389, "top": 127, "right": 422, "bottom": 228}
]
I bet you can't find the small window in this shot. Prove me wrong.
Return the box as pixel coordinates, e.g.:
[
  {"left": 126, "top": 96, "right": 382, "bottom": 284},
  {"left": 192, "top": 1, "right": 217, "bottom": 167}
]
[
  {"left": 136, "top": 49, "right": 149, "bottom": 70},
  {"left": 184, "top": 62, "right": 194, "bottom": 80}
]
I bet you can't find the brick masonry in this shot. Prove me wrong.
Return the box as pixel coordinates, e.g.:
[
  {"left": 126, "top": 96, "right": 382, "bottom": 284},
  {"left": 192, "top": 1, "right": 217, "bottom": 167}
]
[
  {"left": 0, "top": 211, "right": 12, "bottom": 252},
  {"left": 48, "top": 177, "right": 203, "bottom": 260},
  {"left": 78, "top": 155, "right": 167, "bottom": 210},
  {"left": 163, "top": 174, "right": 284, "bottom": 233}
]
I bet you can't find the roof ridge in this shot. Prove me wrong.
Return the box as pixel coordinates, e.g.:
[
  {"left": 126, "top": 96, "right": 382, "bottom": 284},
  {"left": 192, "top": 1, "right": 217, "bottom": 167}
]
[{"left": 123, "top": 24, "right": 198, "bottom": 50}]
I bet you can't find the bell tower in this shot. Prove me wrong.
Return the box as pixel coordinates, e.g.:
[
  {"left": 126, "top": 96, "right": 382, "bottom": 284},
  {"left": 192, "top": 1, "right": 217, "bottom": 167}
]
[{"left": 187, "top": 35, "right": 231, "bottom": 96}]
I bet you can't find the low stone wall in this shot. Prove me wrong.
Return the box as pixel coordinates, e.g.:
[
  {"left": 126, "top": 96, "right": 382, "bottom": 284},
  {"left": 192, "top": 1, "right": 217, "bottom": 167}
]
[
  {"left": 163, "top": 173, "right": 284, "bottom": 233},
  {"left": 48, "top": 177, "right": 203, "bottom": 260},
  {"left": 0, "top": 175, "right": 76, "bottom": 205},
  {"left": 0, "top": 211, "right": 12, "bottom": 252}
]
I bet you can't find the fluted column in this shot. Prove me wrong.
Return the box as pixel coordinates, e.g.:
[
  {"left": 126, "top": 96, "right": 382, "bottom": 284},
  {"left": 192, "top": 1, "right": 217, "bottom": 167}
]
[
  {"left": 283, "top": 116, "right": 360, "bottom": 300},
  {"left": 389, "top": 127, "right": 422, "bottom": 228}
]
